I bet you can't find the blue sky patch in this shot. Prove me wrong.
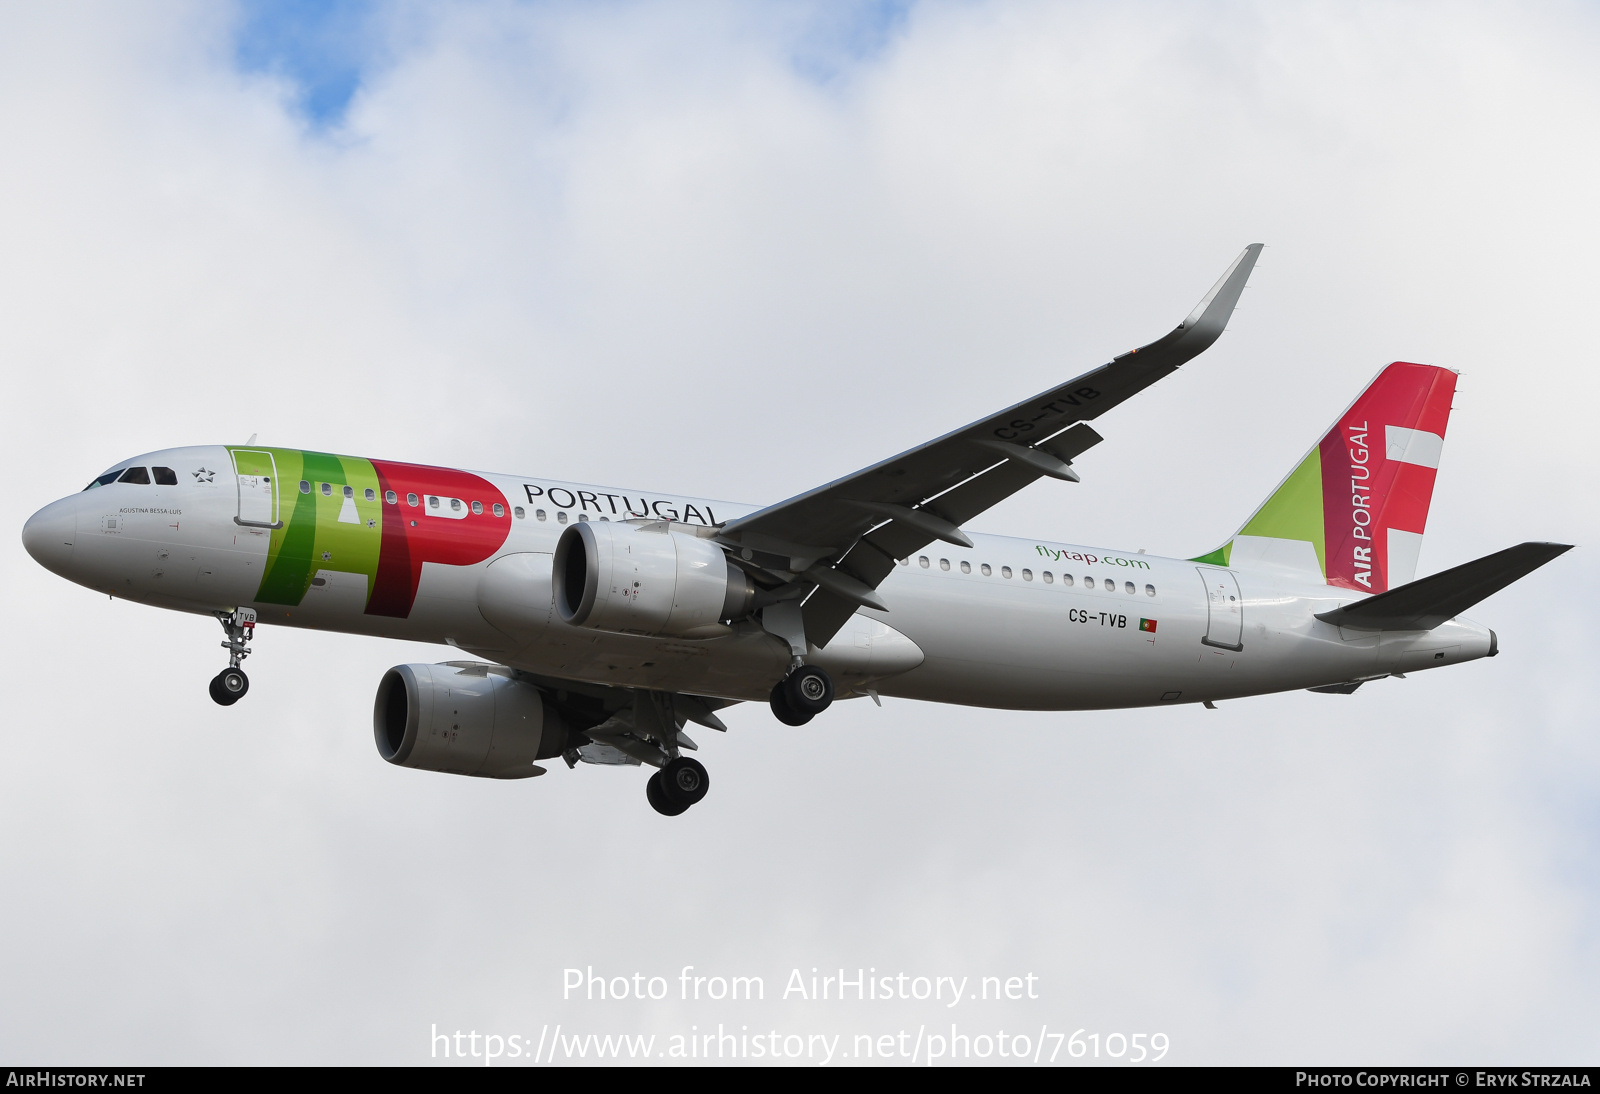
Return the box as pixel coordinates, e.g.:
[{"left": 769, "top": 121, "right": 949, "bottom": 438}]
[
  {"left": 231, "top": 0, "right": 914, "bottom": 128},
  {"left": 788, "top": 0, "right": 913, "bottom": 85},
  {"left": 234, "top": 0, "right": 379, "bottom": 128}
]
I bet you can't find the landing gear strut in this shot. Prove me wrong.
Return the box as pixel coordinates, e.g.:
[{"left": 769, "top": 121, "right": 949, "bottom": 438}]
[
  {"left": 210, "top": 608, "right": 256, "bottom": 707},
  {"left": 769, "top": 665, "right": 834, "bottom": 726}
]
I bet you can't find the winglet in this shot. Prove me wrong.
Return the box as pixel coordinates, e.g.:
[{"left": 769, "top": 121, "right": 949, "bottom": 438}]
[{"left": 1177, "top": 243, "right": 1263, "bottom": 346}]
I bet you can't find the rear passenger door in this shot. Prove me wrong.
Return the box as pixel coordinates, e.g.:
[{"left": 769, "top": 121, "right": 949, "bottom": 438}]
[{"left": 1197, "top": 567, "right": 1244, "bottom": 651}]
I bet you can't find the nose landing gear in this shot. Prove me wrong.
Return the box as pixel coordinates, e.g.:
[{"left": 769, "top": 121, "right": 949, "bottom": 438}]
[
  {"left": 769, "top": 665, "right": 834, "bottom": 726},
  {"left": 210, "top": 608, "right": 256, "bottom": 707}
]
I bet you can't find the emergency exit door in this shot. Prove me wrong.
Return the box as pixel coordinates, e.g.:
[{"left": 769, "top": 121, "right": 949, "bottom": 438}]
[{"left": 1197, "top": 567, "right": 1244, "bottom": 651}]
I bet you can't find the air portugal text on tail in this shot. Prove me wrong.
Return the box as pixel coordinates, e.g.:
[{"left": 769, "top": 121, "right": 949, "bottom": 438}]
[
  {"left": 20, "top": 245, "right": 1573, "bottom": 818},
  {"left": 1323, "top": 364, "right": 1455, "bottom": 592},
  {"left": 1197, "top": 362, "right": 1460, "bottom": 594}
]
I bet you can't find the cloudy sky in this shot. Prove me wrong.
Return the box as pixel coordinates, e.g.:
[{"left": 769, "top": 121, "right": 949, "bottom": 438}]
[{"left": 2, "top": 0, "right": 1596, "bottom": 1066}]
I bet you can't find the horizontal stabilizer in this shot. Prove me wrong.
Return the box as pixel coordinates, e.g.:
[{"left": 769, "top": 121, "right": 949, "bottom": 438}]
[{"left": 1314, "top": 541, "right": 1572, "bottom": 631}]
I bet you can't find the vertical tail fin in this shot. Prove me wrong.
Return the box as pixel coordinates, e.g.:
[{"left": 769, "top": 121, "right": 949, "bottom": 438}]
[{"left": 1194, "top": 362, "right": 1457, "bottom": 593}]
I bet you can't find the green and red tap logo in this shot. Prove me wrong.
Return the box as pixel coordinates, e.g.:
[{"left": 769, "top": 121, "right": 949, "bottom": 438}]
[{"left": 227, "top": 448, "right": 511, "bottom": 618}]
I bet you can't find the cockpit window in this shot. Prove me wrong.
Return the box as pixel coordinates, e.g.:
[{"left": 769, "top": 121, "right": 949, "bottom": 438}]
[
  {"left": 117, "top": 467, "right": 151, "bottom": 485},
  {"left": 83, "top": 470, "right": 123, "bottom": 491},
  {"left": 152, "top": 467, "right": 177, "bottom": 485}
]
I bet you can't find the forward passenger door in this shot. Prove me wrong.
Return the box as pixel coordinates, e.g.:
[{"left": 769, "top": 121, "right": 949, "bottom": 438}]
[{"left": 231, "top": 449, "right": 281, "bottom": 529}]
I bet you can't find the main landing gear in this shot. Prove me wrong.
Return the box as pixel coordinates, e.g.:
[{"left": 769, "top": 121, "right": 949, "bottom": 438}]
[
  {"left": 646, "top": 756, "right": 710, "bottom": 817},
  {"left": 769, "top": 665, "right": 834, "bottom": 726},
  {"left": 209, "top": 608, "right": 256, "bottom": 707}
]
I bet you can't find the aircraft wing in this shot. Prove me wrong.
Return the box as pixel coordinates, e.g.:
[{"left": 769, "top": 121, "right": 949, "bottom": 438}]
[{"left": 718, "top": 244, "right": 1264, "bottom": 648}]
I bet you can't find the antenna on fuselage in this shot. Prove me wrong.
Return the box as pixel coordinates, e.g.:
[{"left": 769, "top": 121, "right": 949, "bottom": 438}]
[{"left": 245, "top": 433, "right": 257, "bottom": 445}]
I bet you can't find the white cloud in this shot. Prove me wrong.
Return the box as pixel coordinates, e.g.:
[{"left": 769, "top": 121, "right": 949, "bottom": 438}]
[{"left": 0, "top": 0, "right": 1595, "bottom": 1063}]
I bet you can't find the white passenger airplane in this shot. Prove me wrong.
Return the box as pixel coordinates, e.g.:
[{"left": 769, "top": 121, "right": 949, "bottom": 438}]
[{"left": 22, "top": 245, "right": 1570, "bottom": 815}]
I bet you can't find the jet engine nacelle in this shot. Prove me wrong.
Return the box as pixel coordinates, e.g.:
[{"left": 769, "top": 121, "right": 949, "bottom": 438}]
[
  {"left": 553, "top": 520, "right": 754, "bottom": 638},
  {"left": 374, "top": 663, "right": 568, "bottom": 779}
]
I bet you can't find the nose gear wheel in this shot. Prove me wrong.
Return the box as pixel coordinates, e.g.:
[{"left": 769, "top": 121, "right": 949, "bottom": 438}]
[
  {"left": 209, "top": 667, "right": 249, "bottom": 706},
  {"left": 210, "top": 608, "right": 257, "bottom": 707}
]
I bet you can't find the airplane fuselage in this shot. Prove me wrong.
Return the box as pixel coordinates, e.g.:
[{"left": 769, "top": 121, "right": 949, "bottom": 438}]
[{"left": 23, "top": 444, "right": 1492, "bottom": 711}]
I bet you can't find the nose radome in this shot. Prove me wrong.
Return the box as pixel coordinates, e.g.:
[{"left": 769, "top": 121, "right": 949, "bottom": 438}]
[{"left": 22, "top": 497, "right": 78, "bottom": 578}]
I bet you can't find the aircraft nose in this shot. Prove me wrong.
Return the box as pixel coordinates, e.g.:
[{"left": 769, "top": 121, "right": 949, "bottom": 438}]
[{"left": 22, "top": 497, "right": 78, "bottom": 577}]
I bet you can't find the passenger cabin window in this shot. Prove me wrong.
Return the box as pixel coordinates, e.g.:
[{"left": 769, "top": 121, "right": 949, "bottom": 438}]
[
  {"left": 1125, "top": 581, "right": 1135, "bottom": 594},
  {"left": 939, "top": 558, "right": 950, "bottom": 571},
  {"left": 536, "top": 509, "right": 547, "bottom": 521},
  {"left": 1022, "top": 568, "right": 1033, "bottom": 581},
  {"left": 578, "top": 513, "right": 589, "bottom": 522},
  {"left": 1043, "top": 571, "right": 1054, "bottom": 583},
  {"left": 1146, "top": 584, "right": 1156, "bottom": 596},
  {"left": 343, "top": 485, "right": 354, "bottom": 499},
  {"left": 960, "top": 561, "right": 971, "bottom": 574},
  {"left": 556, "top": 511, "right": 568, "bottom": 524},
  {"left": 84, "top": 470, "right": 123, "bottom": 490},
  {"left": 1002, "top": 566, "right": 1013, "bottom": 579},
  {"left": 428, "top": 496, "right": 439, "bottom": 509},
  {"left": 898, "top": 558, "right": 908, "bottom": 566},
  {"left": 117, "top": 467, "right": 150, "bottom": 485},
  {"left": 471, "top": 501, "right": 483, "bottom": 515},
  {"left": 918, "top": 556, "right": 930, "bottom": 568},
  {"left": 513, "top": 506, "right": 525, "bottom": 519},
  {"left": 300, "top": 480, "right": 311, "bottom": 494},
  {"left": 449, "top": 498, "right": 461, "bottom": 512},
  {"left": 981, "top": 564, "right": 992, "bottom": 576},
  {"left": 1084, "top": 576, "right": 1095, "bottom": 589},
  {"left": 385, "top": 490, "right": 397, "bottom": 504},
  {"left": 1063, "top": 574, "right": 1074, "bottom": 586},
  {"left": 321, "top": 483, "right": 332, "bottom": 496},
  {"left": 492, "top": 503, "right": 504, "bottom": 517},
  {"left": 364, "top": 488, "right": 376, "bottom": 501},
  {"left": 152, "top": 467, "right": 177, "bottom": 485}
]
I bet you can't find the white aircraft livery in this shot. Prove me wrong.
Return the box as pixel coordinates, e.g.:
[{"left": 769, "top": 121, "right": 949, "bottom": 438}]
[{"left": 22, "top": 246, "right": 1571, "bottom": 815}]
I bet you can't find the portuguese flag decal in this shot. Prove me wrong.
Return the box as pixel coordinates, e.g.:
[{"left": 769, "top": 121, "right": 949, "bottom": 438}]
[{"left": 1139, "top": 618, "right": 1157, "bottom": 633}]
